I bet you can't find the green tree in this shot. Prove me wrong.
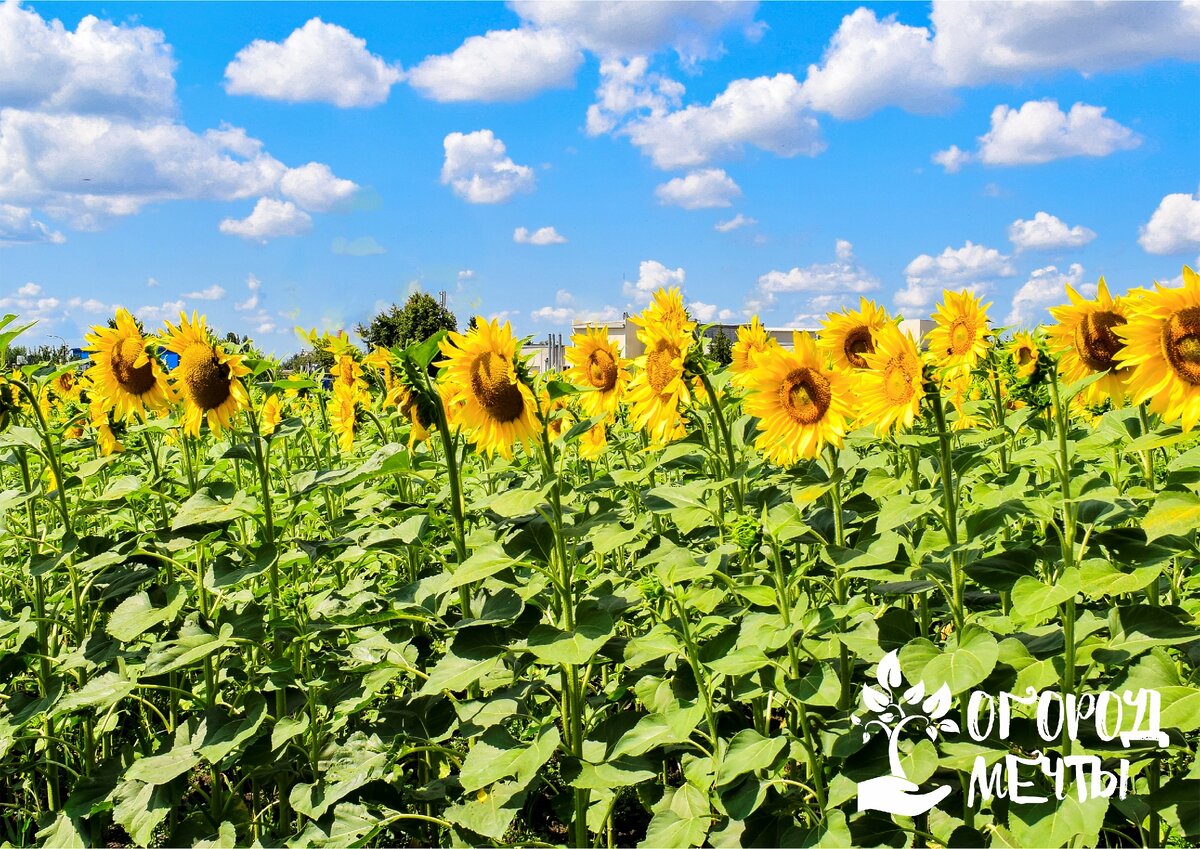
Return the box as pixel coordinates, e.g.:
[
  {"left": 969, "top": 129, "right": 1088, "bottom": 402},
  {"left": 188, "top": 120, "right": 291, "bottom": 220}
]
[
  {"left": 708, "top": 330, "right": 733, "bottom": 366},
  {"left": 357, "top": 292, "right": 457, "bottom": 350}
]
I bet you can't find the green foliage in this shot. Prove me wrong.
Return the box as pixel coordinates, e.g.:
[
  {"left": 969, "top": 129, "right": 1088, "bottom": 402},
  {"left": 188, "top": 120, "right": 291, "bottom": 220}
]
[
  {"left": 707, "top": 330, "right": 733, "bottom": 366},
  {"left": 357, "top": 291, "right": 457, "bottom": 350}
]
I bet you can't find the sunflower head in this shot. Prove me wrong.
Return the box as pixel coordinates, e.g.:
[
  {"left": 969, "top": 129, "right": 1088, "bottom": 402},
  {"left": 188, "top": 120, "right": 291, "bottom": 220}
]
[
  {"left": 859, "top": 324, "right": 926, "bottom": 435},
  {"left": 88, "top": 397, "right": 124, "bottom": 456},
  {"left": 84, "top": 308, "right": 173, "bottom": 421},
  {"left": 260, "top": 393, "right": 283, "bottom": 436},
  {"left": 566, "top": 327, "right": 629, "bottom": 417},
  {"left": 927, "top": 290, "right": 992, "bottom": 372},
  {"left": 1009, "top": 331, "right": 1040, "bottom": 380},
  {"left": 742, "top": 331, "right": 853, "bottom": 464},
  {"left": 1048, "top": 277, "right": 1131, "bottom": 405},
  {"left": 1114, "top": 266, "right": 1200, "bottom": 430},
  {"left": 626, "top": 316, "right": 693, "bottom": 445},
  {"left": 578, "top": 421, "right": 607, "bottom": 461},
  {"left": 730, "top": 316, "right": 777, "bottom": 387},
  {"left": 161, "top": 312, "right": 251, "bottom": 437},
  {"left": 820, "top": 298, "right": 891, "bottom": 373},
  {"left": 328, "top": 382, "right": 359, "bottom": 451},
  {"left": 437, "top": 317, "right": 540, "bottom": 459},
  {"left": 630, "top": 287, "right": 692, "bottom": 335}
]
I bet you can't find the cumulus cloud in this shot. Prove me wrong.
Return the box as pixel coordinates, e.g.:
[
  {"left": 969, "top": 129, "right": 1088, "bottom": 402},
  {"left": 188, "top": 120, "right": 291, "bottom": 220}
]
[
  {"left": 687, "top": 301, "right": 738, "bottom": 322},
  {"left": 654, "top": 168, "right": 741, "bottom": 210},
  {"left": 754, "top": 240, "right": 879, "bottom": 309},
  {"left": 625, "top": 73, "right": 823, "bottom": 169},
  {"left": 932, "top": 145, "right": 971, "bottom": 174},
  {"left": 896, "top": 241, "right": 1015, "bottom": 311},
  {"left": 625, "top": 259, "right": 686, "bottom": 303},
  {"left": 408, "top": 28, "right": 581, "bottom": 102},
  {"left": 331, "top": 235, "right": 386, "bottom": 256},
  {"left": 1009, "top": 212, "right": 1096, "bottom": 252},
  {"left": 224, "top": 18, "right": 402, "bottom": 107},
  {"left": 797, "top": 1, "right": 1200, "bottom": 120},
  {"left": 1006, "top": 263, "right": 1085, "bottom": 325},
  {"left": 510, "top": 1, "right": 758, "bottom": 64},
  {"left": 135, "top": 299, "right": 186, "bottom": 323},
  {"left": 977, "top": 100, "right": 1140, "bottom": 166},
  {"left": 0, "top": 5, "right": 356, "bottom": 236},
  {"left": 440, "top": 130, "right": 535, "bottom": 203},
  {"left": 531, "top": 288, "right": 619, "bottom": 323},
  {"left": 219, "top": 198, "right": 313, "bottom": 242},
  {"left": 514, "top": 226, "right": 567, "bottom": 245},
  {"left": 0, "top": 204, "right": 66, "bottom": 246},
  {"left": 280, "top": 162, "right": 358, "bottom": 211},
  {"left": 235, "top": 274, "right": 261, "bottom": 311},
  {"left": 585, "top": 57, "right": 684, "bottom": 136},
  {"left": 802, "top": 9, "right": 955, "bottom": 120},
  {"left": 183, "top": 284, "right": 225, "bottom": 301},
  {"left": 1139, "top": 187, "right": 1200, "bottom": 255},
  {"left": 715, "top": 213, "right": 755, "bottom": 232}
]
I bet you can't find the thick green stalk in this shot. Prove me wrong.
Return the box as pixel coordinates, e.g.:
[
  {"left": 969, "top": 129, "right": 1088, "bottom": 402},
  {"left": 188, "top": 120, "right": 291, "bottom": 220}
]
[
  {"left": 929, "top": 387, "right": 964, "bottom": 632},
  {"left": 696, "top": 371, "right": 743, "bottom": 511},
  {"left": 1047, "top": 372, "right": 1078, "bottom": 760}
]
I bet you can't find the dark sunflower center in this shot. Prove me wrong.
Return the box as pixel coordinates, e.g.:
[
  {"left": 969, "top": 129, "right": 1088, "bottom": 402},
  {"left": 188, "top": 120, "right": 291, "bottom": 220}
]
[
  {"left": 1073, "top": 310, "right": 1125, "bottom": 371},
  {"left": 844, "top": 326, "right": 875, "bottom": 369},
  {"left": 587, "top": 349, "right": 618, "bottom": 391},
  {"left": 778, "top": 367, "right": 831, "bottom": 425},
  {"left": 1016, "top": 346, "right": 1034, "bottom": 367},
  {"left": 885, "top": 357, "right": 916, "bottom": 405},
  {"left": 646, "top": 341, "right": 680, "bottom": 395},
  {"left": 111, "top": 336, "right": 157, "bottom": 395},
  {"left": 949, "top": 318, "right": 974, "bottom": 356},
  {"left": 181, "top": 345, "right": 232, "bottom": 410},
  {"left": 1161, "top": 306, "right": 1200, "bottom": 385},
  {"left": 470, "top": 352, "right": 525, "bottom": 423}
]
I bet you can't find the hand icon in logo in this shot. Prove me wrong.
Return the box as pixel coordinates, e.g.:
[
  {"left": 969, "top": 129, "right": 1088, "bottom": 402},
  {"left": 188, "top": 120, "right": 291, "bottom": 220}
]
[{"left": 856, "top": 774, "right": 952, "bottom": 815}]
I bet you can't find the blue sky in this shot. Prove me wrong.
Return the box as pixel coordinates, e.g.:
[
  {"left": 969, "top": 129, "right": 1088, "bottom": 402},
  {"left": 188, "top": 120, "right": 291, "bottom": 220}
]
[{"left": 1, "top": 0, "right": 1198, "bottom": 354}]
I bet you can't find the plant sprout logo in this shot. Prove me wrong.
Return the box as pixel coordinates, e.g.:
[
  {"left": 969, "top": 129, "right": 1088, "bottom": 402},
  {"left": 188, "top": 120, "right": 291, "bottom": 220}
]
[{"left": 852, "top": 650, "right": 956, "bottom": 816}]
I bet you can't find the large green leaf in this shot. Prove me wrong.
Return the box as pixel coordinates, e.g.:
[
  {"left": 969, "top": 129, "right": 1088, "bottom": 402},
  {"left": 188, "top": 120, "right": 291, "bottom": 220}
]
[
  {"left": 1142, "top": 489, "right": 1200, "bottom": 541},
  {"left": 526, "top": 602, "right": 614, "bottom": 665},
  {"left": 900, "top": 624, "right": 999, "bottom": 694},
  {"left": 459, "top": 721, "right": 560, "bottom": 792},
  {"left": 717, "top": 729, "right": 786, "bottom": 786}
]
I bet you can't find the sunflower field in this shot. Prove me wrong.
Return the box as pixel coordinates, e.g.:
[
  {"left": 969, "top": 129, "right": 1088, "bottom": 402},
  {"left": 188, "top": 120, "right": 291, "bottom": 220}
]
[{"left": 1, "top": 270, "right": 1199, "bottom": 849}]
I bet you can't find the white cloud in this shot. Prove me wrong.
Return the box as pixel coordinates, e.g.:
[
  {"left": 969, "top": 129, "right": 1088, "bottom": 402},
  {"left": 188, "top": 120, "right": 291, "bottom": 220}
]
[
  {"left": 932, "top": 144, "right": 971, "bottom": 174},
  {"left": 687, "top": 301, "right": 737, "bottom": 323},
  {"left": 235, "top": 274, "right": 261, "bottom": 311},
  {"left": 66, "top": 296, "right": 112, "bottom": 313},
  {"left": 1139, "top": 188, "right": 1200, "bottom": 255},
  {"left": 331, "top": 235, "right": 386, "bottom": 256},
  {"left": 1008, "top": 211, "right": 1096, "bottom": 252},
  {"left": 0, "top": 282, "right": 62, "bottom": 324},
  {"left": 755, "top": 240, "right": 879, "bottom": 307},
  {"left": 510, "top": 1, "right": 758, "bottom": 64},
  {"left": 625, "top": 259, "right": 686, "bottom": 303},
  {"left": 931, "top": 1, "right": 1200, "bottom": 85},
  {"left": 715, "top": 213, "right": 755, "bottom": 233},
  {"left": 514, "top": 225, "right": 567, "bottom": 245},
  {"left": 585, "top": 57, "right": 684, "bottom": 136},
  {"left": 183, "top": 284, "right": 225, "bottom": 301},
  {"left": 0, "top": 204, "right": 66, "bottom": 246},
  {"left": 280, "top": 162, "right": 357, "bottom": 211},
  {"left": 977, "top": 100, "right": 1140, "bottom": 166},
  {"left": 626, "top": 73, "right": 823, "bottom": 169},
  {"left": 408, "top": 28, "right": 581, "bottom": 102},
  {"left": 1006, "top": 263, "right": 1085, "bottom": 325},
  {"left": 801, "top": 9, "right": 955, "bottom": 120},
  {"left": 0, "top": 6, "right": 356, "bottom": 235},
  {"left": 135, "top": 299, "right": 186, "bottom": 323},
  {"left": 440, "top": 130, "right": 535, "bottom": 204},
  {"left": 654, "top": 168, "right": 741, "bottom": 210},
  {"left": 457, "top": 269, "right": 475, "bottom": 281},
  {"left": 147, "top": 277, "right": 158, "bottom": 287},
  {"left": 223, "top": 18, "right": 402, "bottom": 107},
  {"left": 896, "top": 240, "right": 1015, "bottom": 311},
  {"left": 219, "top": 198, "right": 313, "bottom": 242},
  {"left": 18, "top": 282, "right": 41, "bottom": 297}
]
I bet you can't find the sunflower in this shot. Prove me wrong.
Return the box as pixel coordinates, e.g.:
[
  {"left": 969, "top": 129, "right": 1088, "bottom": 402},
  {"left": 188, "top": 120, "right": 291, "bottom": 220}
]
[
  {"left": 332, "top": 352, "right": 367, "bottom": 399},
  {"left": 50, "top": 371, "right": 81, "bottom": 406},
  {"left": 626, "top": 310, "right": 695, "bottom": 445},
  {"left": 1114, "top": 266, "right": 1200, "bottom": 430},
  {"left": 437, "top": 317, "right": 540, "bottom": 459},
  {"left": 942, "top": 368, "right": 979, "bottom": 431},
  {"left": 630, "top": 286, "right": 690, "bottom": 332},
  {"left": 578, "top": 421, "right": 607, "bottom": 461},
  {"left": 89, "top": 398, "right": 123, "bottom": 456},
  {"left": 328, "top": 382, "right": 359, "bottom": 451},
  {"left": 260, "top": 393, "right": 283, "bottom": 436},
  {"left": 820, "top": 298, "right": 891, "bottom": 374},
  {"left": 730, "top": 316, "right": 777, "bottom": 388},
  {"left": 539, "top": 388, "right": 572, "bottom": 441},
  {"left": 84, "top": 308, "right": 173, "bottom": 420},
  {"left": 565, "top": 327, "right": 629, "bottom": 417},
  {"left": 160, "top": 312, "right": 251, "bottom": 438},
  {"left": 927, "top": 290, "right": 992, "bottom": 372},
  {"left": 1009, "top": 332, "right": 1039, "bottom": 380},
  {"left": 742, "top": 332, "right": 853, "bottom": 464},
  {"left": 859, "top": 324, "right": 926, "bottom": 435},
  {"left": 1047, "top": 277, "right": 1130, "bottom": 406}
]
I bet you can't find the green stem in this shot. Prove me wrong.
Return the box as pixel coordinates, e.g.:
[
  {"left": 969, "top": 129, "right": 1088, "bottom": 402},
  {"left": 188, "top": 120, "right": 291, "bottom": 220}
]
[
  {"left": 1047, "top": 371, "right": 1078, "bottom": 759},
  {"left": 697, "top": 371, "right": 743, "bottom": 511},
  {"left": 930, "top": 386, "right": 964, "bottom": 632}
]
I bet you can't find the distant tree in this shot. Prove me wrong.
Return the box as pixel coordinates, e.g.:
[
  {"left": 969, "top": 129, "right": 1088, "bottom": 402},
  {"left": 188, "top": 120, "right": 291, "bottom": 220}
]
[
  {"left": 6, "top": 344, "right": 71, "bottom": 366},
  {"left": 708, "top": 330, "right": 733, "bottom": 366},
  {"left": 281, "top": 346, "right": 334, "bottom": 373},
  {"left": 466, "top": 315, "right": 479, "bottom": 332},
  {"left": 357, "top": 292, "right": 457, "bottom": 350}
]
